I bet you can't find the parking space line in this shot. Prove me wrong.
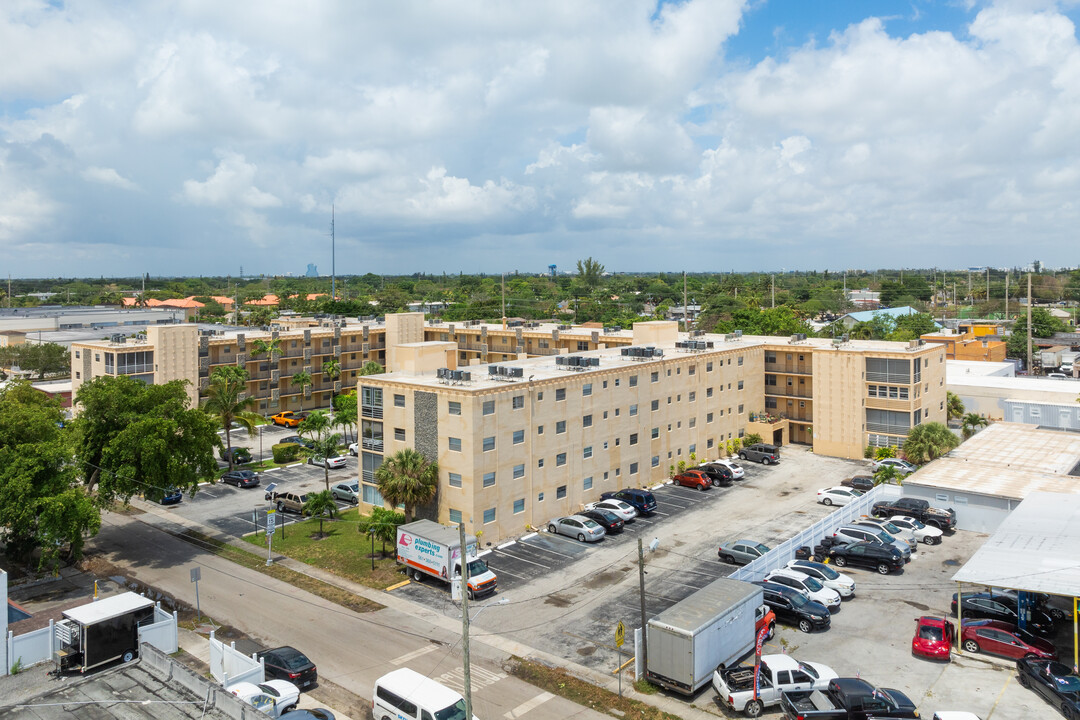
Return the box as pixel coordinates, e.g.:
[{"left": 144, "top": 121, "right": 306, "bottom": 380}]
[
  {"left": 390, "top": 645, "right": 436, "bottom": 666},
  {"left": 519, "top": 537, "right": 577, "bottom": 558},
  {"left": 486, "top": 565, "right": 529, "bottom": 580},
  {"left": 503, "top": 691, "right": 554, "bottom": 720},
  {"left": 491, "top": 549, "right": 552, "bottom": 569}
]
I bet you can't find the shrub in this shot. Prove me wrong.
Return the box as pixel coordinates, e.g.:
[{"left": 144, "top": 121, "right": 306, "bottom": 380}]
[
  {"left": 744, "top": 433, "right": 763, "bottom": 446},
  {"left": 272, "top": 442, "right": 301, "bottom": 463},
  {"left": 864, "top": 445, "right": 875, "bottom": 459},
  {"left": 874, "top": 446, "right": 896, "bottom": 460}
]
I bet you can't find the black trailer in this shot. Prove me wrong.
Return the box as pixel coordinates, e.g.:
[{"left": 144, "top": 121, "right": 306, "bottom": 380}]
[{"left": 54, "top": 592, "right": 156, "bottom": 673}]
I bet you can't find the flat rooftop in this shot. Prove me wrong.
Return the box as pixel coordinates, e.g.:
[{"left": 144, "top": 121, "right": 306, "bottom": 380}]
[
  {"left": 946, "top": 360, "right": 1015, "bottom": 377},
  {"left": 947, "top": 372, "right": 1080, "bottom": 393}
]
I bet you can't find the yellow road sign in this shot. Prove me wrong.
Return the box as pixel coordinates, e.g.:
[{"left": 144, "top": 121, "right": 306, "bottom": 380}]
[{"left": 615, "top": 620, "right": 626, "bottom": 647}]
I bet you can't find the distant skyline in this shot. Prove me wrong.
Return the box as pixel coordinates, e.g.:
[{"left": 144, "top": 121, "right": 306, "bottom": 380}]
[{"left": 4, "top": 1, "right": 1080, "bottom": 276}]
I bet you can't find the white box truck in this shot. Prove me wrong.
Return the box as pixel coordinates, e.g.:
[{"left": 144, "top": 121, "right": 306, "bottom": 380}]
[
  {"left": 396, "top": 520, "right": 498, "bottom": 599},
  {"left": 646, "top": 578, "right": 763, "bottom": 695},
  {"left": 1060, "top": 350, "right": 1078, "bottom": 375}
]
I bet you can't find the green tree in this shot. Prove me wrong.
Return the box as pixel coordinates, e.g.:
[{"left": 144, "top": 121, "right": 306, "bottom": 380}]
[
  {"left": 873, "top": 465, "right": 902, "bottom": 486},
  {"left": 303, "top": 489, "right": 337, "bottom": 537},
  {"left": 960, "top": 413, "right": 989, "bottom": 439},
  {"left": 946, "top": 391, "right": 964, "bottom": 422},
  {"left": 360, "top": 506, "right": 404, "bottom": 555},
  {"left": 246, "top": 306, "right": 276, "bottom": 327},
  {"left": 576, "top": 257, "right": 605, "bottom": 288},
  {"left": 202, "top": 366, "right": 262, "bottom": 471},
  {"left": 1006, "top": 308, "right": 1068, "bottom": 358},
  {"left": 0, "top": 381, "right": 100, "bottom": 566},
  {"left": 18, "top": 343, "right": 70, "bottom": 379},
  {"left": 72, "top": 376, "right": 219, "bottom": 505},
  {"left": 375, "top": 448, "right": 439, "bottom": 522},
  {"left": 310, "top": 432, "right": 343, "bottom": 492},
  {"left": 902, "top": 422, "right": 959, "bottom": 464},
  {"left": 252, "top": 337, "right": 283, "bottom": 361},
  {"left": 712, "top": 307, "right": 812, "bottom": 336},
  {"left": 359, "top": 361, "right": 384, "bottom": 376},
  {"left": 291, "top": 370, "right": 313, "bottom": 410},
  {"left": 332, "top": 392, "right": 358, "bottom": 443},
  {"left": 322, "top": 358, "right": 341, "bottom": 394}
]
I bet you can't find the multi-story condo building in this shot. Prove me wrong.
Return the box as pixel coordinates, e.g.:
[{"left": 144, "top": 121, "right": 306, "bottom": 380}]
[{"left": 356, "top": 321, "right": 946, "bottom": 542}]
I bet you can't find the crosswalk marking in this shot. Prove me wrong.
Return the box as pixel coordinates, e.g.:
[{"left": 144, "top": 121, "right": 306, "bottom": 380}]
[
  {"left": 503, "top": 692, "right": 554, "bottom": 719},
  {"left": 390, "top": 645, "right": 436, "bottom": 666},
  {"left": 437, "top": 666, "right": 506, "bottom": 694}
]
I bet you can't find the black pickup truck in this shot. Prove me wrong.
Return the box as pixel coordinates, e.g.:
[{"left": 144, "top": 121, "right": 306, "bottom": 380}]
[
  {"left": 780, "top": 677, "right": 920, "bottom": 720},
  {"left": 870, "top": 497, "right": 956, "bottom": 532}
]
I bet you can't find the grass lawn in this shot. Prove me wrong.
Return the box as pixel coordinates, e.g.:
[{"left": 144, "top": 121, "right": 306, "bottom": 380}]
[{"left": 242, "top": 507, "right": 403, "bottom": 589}]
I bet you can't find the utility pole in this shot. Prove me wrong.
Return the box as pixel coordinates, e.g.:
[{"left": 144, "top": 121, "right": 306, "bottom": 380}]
[
  {"left": 1005, "top": 274, "right": 1009, "bottom": 321},
  {"left": 986, "top": 268, "right": 990, "bottom": 304},
  {"left": 459, "top": 522, "right": 473, "bottom": 720},
  {"left": 1027, "top": 273, "right": 1033, "bottom": 375},
  {"left": 331, "top": 205, "right": 336, "bottom": 301},
  {"left": 638, "top": 538, "right": 648, "bottom": 677},
  {"left": 771, "top": 275, "right": 775, "bottom": 309},
  {"left": 501, "top": 273, "right": 506, "bottom": 330},
  {"left": 683, "top": 272, "right": 688, "bottom": 332}
]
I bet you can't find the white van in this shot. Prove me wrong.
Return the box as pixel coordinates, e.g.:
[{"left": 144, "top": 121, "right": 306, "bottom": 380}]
[{"left": 374, "top": 668, "right": 475, "bottom": 720}]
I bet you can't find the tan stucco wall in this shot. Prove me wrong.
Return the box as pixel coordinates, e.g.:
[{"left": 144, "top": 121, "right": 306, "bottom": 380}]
[{"left": 148, "top": 325, "right": 200, "bottom": 407}]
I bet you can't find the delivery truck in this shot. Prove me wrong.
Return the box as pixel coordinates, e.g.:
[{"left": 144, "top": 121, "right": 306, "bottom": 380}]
[
  {"left": 396, "top": 519, "right": 498, "bottom": 599},
  {"left": 646, "top": 578, "right": 763, "bottom": 695}
]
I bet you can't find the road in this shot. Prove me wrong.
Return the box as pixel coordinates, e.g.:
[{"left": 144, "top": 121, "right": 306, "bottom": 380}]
[{"left": 88, "top": 512, "right": 604, "bottom": 720}]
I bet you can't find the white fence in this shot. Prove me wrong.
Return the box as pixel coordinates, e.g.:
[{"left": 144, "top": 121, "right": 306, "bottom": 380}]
[
  {"left": 730, "top": 484, "right": 903, "bottom": 582},
  {"left": 209, "top": 631, "right": 264, "bottom": 687},
  {"left": 138, "top": 607, "right": 179, "bottom": 655}
]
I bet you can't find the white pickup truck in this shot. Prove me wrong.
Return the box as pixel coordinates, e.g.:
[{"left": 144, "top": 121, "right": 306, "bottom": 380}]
[{"left": 712, "top": 654, "right": 838, "bottom": 717}]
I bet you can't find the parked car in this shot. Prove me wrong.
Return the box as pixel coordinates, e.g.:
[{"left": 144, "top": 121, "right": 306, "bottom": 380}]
[
  {"left": 281, "top": 711, "right": 335, "bottom": 720},
  {"left": 586, "top": 498, "right": 638, "bottom": 522},
  {"left": 692, "top": 464, "right": 733, "bottom": 487},
  {"left": 331, "top": 481, "right": 359, "bottom": 504},
  {"left": 739, "top": 443, "right": 780, "bottom": 465},
  {"left": 579, "top": 508, "right": 624, "bottom": 533},
  {"left": 267, "top": 491, "right": 308, "bottom": 514},
  {"left": 548, "top": 515, "right": 606, "bottom": 542},
  {"left": 280, "top": 435, "right": 315, "bottom": 449},
  {"left": 785, "top": 559, "right": 856, "bottom": 598},
  {"left": 752, "top": 581, "right": 831, "bottom": 633},
  {"left": 872, "top": 497, "right": 956, "bottom": 532},
  {"left": 832, "top": 524, "right": 911, "bottom": 560},
  {"left": 226, "top": 680, "right": 300, "bottom": 717},
  {"left": 713, "top": 653, "right": 837, "bottom": 718},
  {"left": 827, "top": 541, "right": 905, "bottom": 575},
  {"left": 992, "top": 589, "right": 1068, "bottom": 622},
  {"left": 672, "top": 469, "right": 711, "bottom": 491},
  {"left": 1015, "top": 658, "right": 1080, "bottom": 718},
  {"left": 850, "top": 518, "right": 918, "bottom": 551},
  {"left": 951, "top": 593, "right": 1056, "bottom": 636},
  {"left": 764, "top": 569, "right": 842, "bottom": 611},
  {"left": 158, "top": 488, "right": 182, "bottom": 505},
  {"left": 270, "top": 411, "right": 307, "bottom": 428},
  {"left": 912, "top": 616, "right": 954, "bottom": 660},
  {"left": 709, "top": 458, "right": 745, "bottom": 479},
  {"left": 256, "top": 646, "right": 318, "bottom": 688},
  {"left": 600, "top": 489, "right": 657, "bottom": 516},
  {"left": 756, "top": 603, "right": 777, "bottom": 640},
  {"left": 817, "top": 486, "right": 863, "bottom": 506},
  {"left": 870, "top": 458, "right": 917, "bottom": 475},
  {"left": 718, "top": 539, "right": 770, "bottom": 566},
  {"left": 841, "top": 475, "right": 875, "bottom": 492},
  {"left": 888, "top": 515, "right": 944, "bottom": 545},
  {"left": 221, "top": 446, "right": 253, "bottom": 464},
  {"left": 221, "top": 470, "right": 260, "bottom": 488},
  {"left": 347, "top": 442, "right": 358, "bottom": 456},
  {"left": 961, "top": 619, "right": 1056, "bottom": 660},
  {"left": 780, "top": 677, "right": 919, "bottom": 719},
  {"left": 309, "top": 454, "right": 348, "bottom": 469}
]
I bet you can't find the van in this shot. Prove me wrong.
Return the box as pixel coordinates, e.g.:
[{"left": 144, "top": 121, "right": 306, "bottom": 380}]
[{"left": 374, "top": 668, "right": 474, "bottom": 720}]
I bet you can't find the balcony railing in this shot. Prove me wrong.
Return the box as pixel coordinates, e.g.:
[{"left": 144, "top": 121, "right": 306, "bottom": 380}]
[
  {"left": 362, "top": 405, "right": 383, "bottom": 419},
  {"left": 764, "top": 387, "right": 813, "bottom": 399},
  {"left": 362, "top": 437, "right": 384, "bottom": 451},
  {"left": 764, "top": 362, "right": 813, "bottom": 375}
]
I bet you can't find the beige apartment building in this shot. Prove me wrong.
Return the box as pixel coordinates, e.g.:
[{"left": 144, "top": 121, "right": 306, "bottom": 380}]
[
  {"left": 68, "top": 313, "right": 631, "bottom": 411},
  {"left": 355, "top": 322, "right": 947, "bottom": 542}
]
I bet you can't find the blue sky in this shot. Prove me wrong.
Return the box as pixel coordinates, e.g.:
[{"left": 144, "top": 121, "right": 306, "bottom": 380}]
[{"left": 2, "top": 0, "right": 1080, "bottom": 277}]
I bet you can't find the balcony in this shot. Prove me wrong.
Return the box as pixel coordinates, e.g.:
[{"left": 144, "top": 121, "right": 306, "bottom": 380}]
[
  {"left": 765, "top": 361, "right": 813, "bottom": 375},
  {"left": 362, "top": 437, "right": 384, "bottom": 452},
  {"left": 865, "top": 397, "right": 919, "bottom": 412},
  {"left": 362, "top": 405, "right": 383, "bottom": 419},
  {"left": 764, "top": 387, "right": 813, "bottom": 399}
]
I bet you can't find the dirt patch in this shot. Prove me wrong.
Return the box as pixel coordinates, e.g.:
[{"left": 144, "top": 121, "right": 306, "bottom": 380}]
[
  {"left": 545, "top": 594, "right": 573, "bottom": 608},
  {"left": 576, "top": 645, "right": 596, "bottom": 657},
  {"left": 583, "top": 570, "right": 624, "bottom": 590},
  {"left": 903, "top": 600, "right": 931, "bottom": 612}
]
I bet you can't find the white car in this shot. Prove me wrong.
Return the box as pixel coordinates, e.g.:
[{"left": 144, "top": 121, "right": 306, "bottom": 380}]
[
  {"left": 817, "top": 486, "right": 863, "bottom": 506},
  {"left": 888, "top": 515, "right": 944, "bottom": 545},
  {"left": 870, "top": 458, "right": 917, "bottom": 475},
  {"left": 785, "top": 559, "right": 855, "bottom": 598},
  {"left": 226, "top": 680, "right": 300, "bottom": 718},
  {"left": 585, "top": 499, "right": 638, "bottom": 522},
  {"left": 764, "top": 568, "right": 842, "bottom": 611},
  {"left": 548, "top": 515, "right": 606, "bottom": 542},
  {"left": 309, "top": 454, "right": 348, "bottom": 469},
  {"left": 348, "top": 442, "right": 359, "bottom": 456},
  {"left": 708, "top": 458, "right": 745, "bottom": 480}
]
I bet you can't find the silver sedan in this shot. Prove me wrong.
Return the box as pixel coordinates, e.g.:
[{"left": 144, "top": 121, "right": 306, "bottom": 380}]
[
  {"left": 331, "top": 481, "right": 359, "bottom": 504},
  {"left": 548, "top": 515, "right": 606, "bottom": 542}
]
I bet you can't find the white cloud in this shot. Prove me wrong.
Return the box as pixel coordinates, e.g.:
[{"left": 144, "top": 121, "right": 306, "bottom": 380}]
[
  {"left": 82, "top": 166, "right": 138, "bottom": 191},
  {"left": 182, "top": 151, "right": 280, "bottom": 209}
]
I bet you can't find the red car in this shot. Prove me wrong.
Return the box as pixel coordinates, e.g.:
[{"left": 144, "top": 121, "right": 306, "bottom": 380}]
[
  {"left": 961, "top": 619, "right": 1056, "bottom": 660},
  {"left": 672, "top": 470, "right": 711, "bottom": 491},
  {"left": 912, "top": 616, "right": 954, "bottom": 660}
]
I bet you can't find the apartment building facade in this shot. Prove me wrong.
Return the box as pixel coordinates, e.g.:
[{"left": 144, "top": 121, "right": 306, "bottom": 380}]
[{"left": 356, "top": 322, "right": 946, "bottom": 542}]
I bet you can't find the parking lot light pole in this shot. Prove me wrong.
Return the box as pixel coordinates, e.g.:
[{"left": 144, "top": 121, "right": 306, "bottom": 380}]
[{"left": 638, "top": 538, "right": 647, "bottom": 676}]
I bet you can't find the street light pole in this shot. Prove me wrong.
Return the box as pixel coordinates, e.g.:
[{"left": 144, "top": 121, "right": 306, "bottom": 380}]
[{"left": 459, "top": 522, "right": 472, "bottom": 720}]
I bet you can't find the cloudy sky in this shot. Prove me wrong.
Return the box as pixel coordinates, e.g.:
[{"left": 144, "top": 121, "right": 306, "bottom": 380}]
[{"left": 3, "top": 0, "right": 1080, "bottom": 278}]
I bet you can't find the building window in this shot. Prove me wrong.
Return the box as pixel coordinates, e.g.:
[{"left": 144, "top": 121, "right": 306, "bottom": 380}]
[
  {"left": 583, "top": 476, "right": 593, "bottom": 490},
  {"left": 449, "top": 437, "right": 462, "bottom": 451},
  {"left": 483, "top": 508, "right": 496, "bottom": 524},
  {"left": 555, "top": 388, "right": 566, "bottom": 401},
  {"left": 583, "top": 414, "right": 593, "bottom": 428},
  {"left": 483, "top": 472, "right": 496, "bottom": 488},
  {"left": 483, "top": 400, "right": 495, "bottom": 415},
  {"left": 689, "top": 365, "right": 696, "bottom": 376},
  {"left": 630, "top": 404, "right": 638, "bottom": 416},
  {"left": 707, "top": 387, "right": 713, "bottom": 397},
  {"left": 738, "top": 356, "right": 744, "bottom": 366},
  {"left": 394, "top": 428, "right": 406, "bottom": 441},
  {"left": 689, "top": 418, "right": 696, "bottom": 428},
  {"left": 651, "top": 371, "right": 659, "bottom": 383},
  {"left": 583, "top": 383, "right": 592, "bottom": 396},
  {"left": 537, "top": 391, "right": 544, "bottom": 401},
  {"left": 707, "top": 438, "right": 714, "bottom": 449},
  {"left": 483, "top": 436, "right": 495, "bottom": 452},
  {"left": 706, "top": 361, "right": 713, "bottom": 372},
  {"left": 689, "top": 443, "right": 696, "bottom": 454},
  {"left": 651, "top": 427, "right": 659, "bottom": 439},
  {"left": 738, "top": 404, "right": 744, "bottom": 414},
  {"left": 584, "top": 446, "right": 593, "bottom": 459},
  {"left": 538, "top": 458, "right": 544, "bottom": 468},
  {"left": 512, "top": 395, "right": 524, "bottom": 409},
  {"left": 449, "top": 473, "right": 462, "bottom": 488},
  {"left": 556, "top": 452, "right": 567, "bottom": 466},
  {"left": 651, "top": 399, "right": 659, "bottom": 411},
  {"left": 75, "top": 371, "right": 81, "bottom": 379},
  {"left": 555, "top": 485, "right": 567, "bottom": 499},
  {"left": 394, "top": 394, "right": 405, "bottom": 407},
  {"left": 630, "top": 462, "right": 638, "bottom": 475},
  {"left": 513, "top": 464, "right": 525, "bottom": 479},
  {"left": 630, "top": 433, "right": 639, "bottom": 445},
  {"left": 513, "top": 499, "right": 525, "bottom": 514},
  {"left": 689, "top": 391, "right": 696, "bottom": 402},
  {"left": 449, "top": 508, "right": 462, "bottom": 523},
  {"left": 651, "top": 455, "right": 660, "bottom": 467},
  {"left": 556, "top": 420, "right": 566, "bottom": 434},
  {"left": 630, "top": 375, "right": 638, "bottom": 387},
  {"left": 707, "top": 412, "right": 714, "bottom": 423},
  {"left": 737, "top": 380, "right": 744, "bottom": 390},
  {"left": 75, "top": 350, "right": 80, "bottom": 359},
  {"left": 537, "top": 425, "right": 544, "bottom": 434},
  {"left": 513, "top": 429, "right": 524, "bottom": 444},
  {"left": 614, "top": 379, "right": 620, "bottom": 387}
]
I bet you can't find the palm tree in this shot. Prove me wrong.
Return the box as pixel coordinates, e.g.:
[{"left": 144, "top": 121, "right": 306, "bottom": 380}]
[
  {"left": 299, "top": 409, "right": 332, "bottom": 441},
  {"left": 873, "top": 465, "right": 902, "bottom": 486},
  {"left": 946, "top": 391, "right": 964, "bottom": 423},
  {"left": 334, "top": 401, "right": 358, "bottom": 444},
  {"left": 310, "top": 432, "right": 343, "bottom": 491},
  {"left": 359, "top": 361, "right": 384, "bottom": 376},
  {"left": 322, "top": 358, "right": 341, "bottom": 389},
  {"left": 303, "top": 490, "right": 337, "bottom": 537},
  {"left": 961, "top": 413, "right": 989, "bottom": 439},
  {"left": 375, "top": 449, "right": 439, "bottom": 522},
  {"left": 252, "top": 337, "right": 283, "bottom": 361},
  {"left": 902, "top": 422, "right": 959, "bottom": 464},
  {"left": 202, "top": 366, "right": 261, "bottom": 471},
  {"left": 292, "top": 370, "right": 313, "bottom": 411}
]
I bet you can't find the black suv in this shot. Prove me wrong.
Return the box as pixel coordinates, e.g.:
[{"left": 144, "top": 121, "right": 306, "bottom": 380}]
[
  {"left": 842, "top": 475, "right": 875, "bottom": 492},
  {"left": 753, "top": 580, "right": 831, "bottom": 633},
  {"left": 827, "top": 541, "right": 905, "bottom": 575},
  {"left": 739, "top": 443, "right": 780, "bottom": 465},
  {"left": 691, "top": 465, "right": 732, "bottom": 487},
  {"left": 951, "top": 593, "right": 1056, "bottom": 636},
  {"left": 579, "top": 508, "right": 624, "bottom": 533},
  {"left": 600, "top": 489, "right": 658, "bottom": 516}
]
